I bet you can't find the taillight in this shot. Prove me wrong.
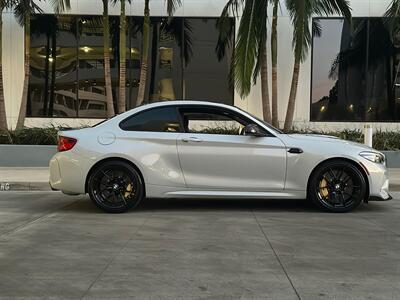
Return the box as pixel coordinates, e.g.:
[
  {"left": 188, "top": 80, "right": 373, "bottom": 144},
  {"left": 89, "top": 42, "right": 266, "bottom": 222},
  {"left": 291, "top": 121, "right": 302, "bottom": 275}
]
[{"left": 58, "top": 136, "right": 77, "bottom": 152}]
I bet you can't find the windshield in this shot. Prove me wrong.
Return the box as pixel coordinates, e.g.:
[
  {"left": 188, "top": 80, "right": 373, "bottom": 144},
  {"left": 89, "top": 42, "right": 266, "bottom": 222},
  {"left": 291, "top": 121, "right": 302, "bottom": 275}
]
[{"left": 236, "top": 107, "right": 284, "bottom": 134}]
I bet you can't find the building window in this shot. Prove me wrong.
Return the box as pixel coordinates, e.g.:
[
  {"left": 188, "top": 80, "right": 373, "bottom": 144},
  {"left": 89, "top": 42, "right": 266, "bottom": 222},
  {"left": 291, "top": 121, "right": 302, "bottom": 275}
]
[
  {"left": 28, "top": 15, "right": 78, "bottom": 117},
  {"left": 311, "top": 17, "right": 400, "bottom": 122},
  {"left": 28, "top": 15, "right": 234, "bottom": 118}
]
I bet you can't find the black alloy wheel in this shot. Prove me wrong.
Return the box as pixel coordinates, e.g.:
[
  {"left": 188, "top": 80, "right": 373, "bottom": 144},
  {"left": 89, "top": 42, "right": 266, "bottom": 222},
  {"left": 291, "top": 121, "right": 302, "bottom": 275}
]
[
  {"left": 88, "top": 161, "right": 144, "bottom": 213},
  {"left": 308, "top": 160, "right": 367, "bottom": 212}
]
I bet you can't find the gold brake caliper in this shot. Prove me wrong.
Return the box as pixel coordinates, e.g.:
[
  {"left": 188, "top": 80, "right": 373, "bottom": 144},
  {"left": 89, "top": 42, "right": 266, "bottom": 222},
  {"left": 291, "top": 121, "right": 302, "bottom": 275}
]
[
  {"left": 124, "top": 183, "right": 134, "bottom": 198},
  {"left": 319, "top": 178, "right": 329, "bottom": 199}
]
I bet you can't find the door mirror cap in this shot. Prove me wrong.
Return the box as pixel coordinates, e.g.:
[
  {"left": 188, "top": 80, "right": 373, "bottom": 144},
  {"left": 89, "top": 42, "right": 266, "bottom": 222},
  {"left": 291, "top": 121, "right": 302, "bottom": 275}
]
[{"left": 243, "top": 124, "right": 266, "bottom": 137}]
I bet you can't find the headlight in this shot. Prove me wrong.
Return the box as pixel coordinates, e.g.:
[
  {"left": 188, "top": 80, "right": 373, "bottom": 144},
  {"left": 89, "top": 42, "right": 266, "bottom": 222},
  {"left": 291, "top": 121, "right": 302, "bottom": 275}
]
[{"left": 359, "top": 151, "right": 385, "bottom": 164}]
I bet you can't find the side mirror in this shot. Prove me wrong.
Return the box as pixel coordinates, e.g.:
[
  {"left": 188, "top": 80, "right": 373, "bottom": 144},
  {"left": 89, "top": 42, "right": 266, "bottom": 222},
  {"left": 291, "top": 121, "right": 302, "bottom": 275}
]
[{"left": 243, "top": 124, "right": 266, "bottom": 137}]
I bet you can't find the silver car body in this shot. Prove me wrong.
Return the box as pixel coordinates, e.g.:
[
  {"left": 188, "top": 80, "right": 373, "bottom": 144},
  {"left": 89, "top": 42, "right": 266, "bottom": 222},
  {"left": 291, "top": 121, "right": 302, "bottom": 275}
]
[{"left": 49, "top": 101, "right": 390, "bottom": 201}]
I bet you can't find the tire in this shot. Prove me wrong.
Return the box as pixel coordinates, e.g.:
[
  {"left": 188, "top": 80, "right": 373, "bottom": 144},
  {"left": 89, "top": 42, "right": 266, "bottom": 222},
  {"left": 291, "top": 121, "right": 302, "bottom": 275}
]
[
  {"left": 307, "top": 160, "right": 367, "bottom": 213},
  {"left": 88, "top": 160, "right": 144, "bottom": 213}
]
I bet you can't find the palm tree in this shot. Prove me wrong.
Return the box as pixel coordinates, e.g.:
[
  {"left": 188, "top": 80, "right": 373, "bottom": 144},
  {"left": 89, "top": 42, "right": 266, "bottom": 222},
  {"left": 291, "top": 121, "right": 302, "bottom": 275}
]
[
  {"left": 0, "top": 0, "right": 14, "bottom": 130},
  {"left": 218, "top": 0, "right": 271, "bottom": 123},
  {"left": 136, "top": 0, "right": 181, "bottom": 106},
  {"left": 283, "top": 0, "right": 351, "bottom": 131},
  {"left": 15, "top": 0, "right": 70, "bottom": 129},
  {"left": 102, "top": 0, "right": 116, "bottom": 117},
  {"left": 118, "top": 0, "right": 127, "bottom": 113},
  {"left": 271, "top": 0, "right": 279, "bottom": 127}
]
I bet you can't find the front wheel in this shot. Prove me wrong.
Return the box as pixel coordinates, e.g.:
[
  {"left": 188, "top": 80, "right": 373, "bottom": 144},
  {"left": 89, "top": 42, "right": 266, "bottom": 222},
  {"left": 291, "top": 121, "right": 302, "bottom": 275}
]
[
  {"left": 308, "top": 160, "right": 367, "bottom": 213},
  {"left": 88, "top": 161, "right": 144, "bottom": 213}
]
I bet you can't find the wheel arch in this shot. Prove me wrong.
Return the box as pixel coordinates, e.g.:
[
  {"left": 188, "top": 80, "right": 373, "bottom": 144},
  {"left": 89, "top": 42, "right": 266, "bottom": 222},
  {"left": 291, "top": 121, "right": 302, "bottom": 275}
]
[
  {"left": 85, "top": 157, "right": 146, "bottom": 196},
  {"left": 307, "top": 157, "right": 370, "bottom": 201}
]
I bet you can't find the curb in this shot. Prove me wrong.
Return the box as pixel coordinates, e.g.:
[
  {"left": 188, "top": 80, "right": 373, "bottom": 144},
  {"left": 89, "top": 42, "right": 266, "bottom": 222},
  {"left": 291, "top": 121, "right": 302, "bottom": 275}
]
[
  {"left": 0, "top": 182, "right": 52, "bottom": 192},
  {"left": 390, "top": 184, "right": 400, "bottom": 192}
]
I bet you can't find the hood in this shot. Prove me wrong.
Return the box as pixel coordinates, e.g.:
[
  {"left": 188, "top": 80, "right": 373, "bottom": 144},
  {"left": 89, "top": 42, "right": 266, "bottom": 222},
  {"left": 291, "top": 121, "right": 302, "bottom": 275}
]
[{"left": 284, "top": 133, "right": 375, "bottom": 151}]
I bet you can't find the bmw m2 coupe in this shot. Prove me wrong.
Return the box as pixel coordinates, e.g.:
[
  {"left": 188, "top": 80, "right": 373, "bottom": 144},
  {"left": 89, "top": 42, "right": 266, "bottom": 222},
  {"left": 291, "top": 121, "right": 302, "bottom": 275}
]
[{"left": 50, "top": 101, "right": 391, "bottom": 213}]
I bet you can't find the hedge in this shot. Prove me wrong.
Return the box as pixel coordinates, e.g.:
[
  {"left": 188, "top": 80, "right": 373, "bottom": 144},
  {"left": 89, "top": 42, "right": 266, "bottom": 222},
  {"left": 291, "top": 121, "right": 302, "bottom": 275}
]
[{"left": 0, "top": 127, "right": 399, "bottom": 151}]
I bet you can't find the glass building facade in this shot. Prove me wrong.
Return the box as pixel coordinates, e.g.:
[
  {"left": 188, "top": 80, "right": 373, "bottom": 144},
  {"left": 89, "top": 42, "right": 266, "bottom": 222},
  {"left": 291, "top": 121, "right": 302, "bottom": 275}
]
[
  {"left": 311, "top": 17, "right": 400, "bottom": 122},
  {"left": 27, "top": 15, "right": 234, "bottom": 118}
]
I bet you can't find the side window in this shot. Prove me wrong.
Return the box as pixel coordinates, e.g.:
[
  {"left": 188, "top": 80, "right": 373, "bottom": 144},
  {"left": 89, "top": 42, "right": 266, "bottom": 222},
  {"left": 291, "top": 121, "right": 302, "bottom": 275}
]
[
  {"left": 120, "top": 106, "right": 181, "bottom": 132},
  {"left": 180, "top": 108, "right": 248, "bottom": 135}
]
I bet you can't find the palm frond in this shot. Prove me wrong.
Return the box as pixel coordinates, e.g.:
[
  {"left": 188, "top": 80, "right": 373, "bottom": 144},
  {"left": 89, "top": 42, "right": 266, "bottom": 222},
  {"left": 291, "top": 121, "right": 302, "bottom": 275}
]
[
  {"left": 50, "top": 0, "right": 70, "bottom": 14},
  {"left": 215, "top": 17, "right": 235, "bottom": 61},
  {"left": 384, "top": 0, "right": 400, "bottom": 40},
  {"left": 166, "top": 0, "right": 181, "bottom": 16},
  {"left": 286, "top": 0, "right": 351, "bottom": 63},
  {"left": 216, "top": 0, "right": 243, "bottom": 61},
  {"left": 161, "top": 18, "right": 193, "bottom": 65},
  {"left": 313, "top": 0, "right": 351, "bottom": 21},
  {"left": 109, "top": 0, "right": 131, "bottom": 6},
  {"left": 286, "top": 0, "right": 312, "bottom": 62},
  {"left": 252, "top": 0, "right": 268, "bottom": 83},
  {"left": 233, "top": 0, "right": 266, "bottom": 97},
  {"left": 13, "top": 0, "right": 42, "bottom": 27},
  {"left": 312, "top": 18, "right": 322, "bottom": 38}
]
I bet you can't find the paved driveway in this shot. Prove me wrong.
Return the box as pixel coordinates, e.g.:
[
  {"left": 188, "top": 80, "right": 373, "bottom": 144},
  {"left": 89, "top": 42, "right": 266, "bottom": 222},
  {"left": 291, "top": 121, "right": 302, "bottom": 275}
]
[{"left": 0, "top": 192, "right": 399, "bottom": 299}]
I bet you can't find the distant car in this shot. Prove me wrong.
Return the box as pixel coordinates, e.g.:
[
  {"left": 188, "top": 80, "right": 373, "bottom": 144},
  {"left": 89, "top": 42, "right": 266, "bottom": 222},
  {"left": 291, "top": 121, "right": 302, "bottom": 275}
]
[{"left": 49, "top": 101, "right": 391, "bottom": 213}]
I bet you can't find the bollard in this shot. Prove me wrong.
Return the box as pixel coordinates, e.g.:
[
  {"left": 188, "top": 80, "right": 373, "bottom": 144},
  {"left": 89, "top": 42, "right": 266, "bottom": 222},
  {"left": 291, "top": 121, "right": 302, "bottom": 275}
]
[{"left": 364, "top": 124, "right": 373, "bottom": 147}]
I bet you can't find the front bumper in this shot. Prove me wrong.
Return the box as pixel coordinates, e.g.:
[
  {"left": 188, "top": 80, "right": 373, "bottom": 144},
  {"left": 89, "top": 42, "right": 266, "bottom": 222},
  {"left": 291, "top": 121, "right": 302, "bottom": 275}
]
[{"left": 361, "top": 158, "right": 392, "bottom": 202}]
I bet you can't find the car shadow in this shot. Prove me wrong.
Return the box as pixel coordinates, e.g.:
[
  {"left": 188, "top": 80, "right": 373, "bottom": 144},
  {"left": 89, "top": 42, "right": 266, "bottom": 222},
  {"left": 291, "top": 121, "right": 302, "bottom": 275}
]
[
  {"left": 61, "top": 195, "right": 393, "bottom": 214},
  {"left": 136, "top": 198, "right": 319, "bottom": 213}
]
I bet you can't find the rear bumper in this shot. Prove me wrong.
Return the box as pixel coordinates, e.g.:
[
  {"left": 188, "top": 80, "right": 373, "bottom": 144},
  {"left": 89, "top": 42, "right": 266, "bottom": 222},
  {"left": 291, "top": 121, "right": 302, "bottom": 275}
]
[{"left": 49, "top": 151, "right": 89, "bottom": 195}]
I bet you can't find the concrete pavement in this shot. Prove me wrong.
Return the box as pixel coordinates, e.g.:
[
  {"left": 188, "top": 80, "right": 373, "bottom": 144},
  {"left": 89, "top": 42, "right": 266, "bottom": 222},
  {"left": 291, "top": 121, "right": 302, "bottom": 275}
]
[
  {"left": 1, "top": 167, "right": 400, "bottom": 191},
  {"left": 0, "top": 192, "right": 399, "bottom": 299}
]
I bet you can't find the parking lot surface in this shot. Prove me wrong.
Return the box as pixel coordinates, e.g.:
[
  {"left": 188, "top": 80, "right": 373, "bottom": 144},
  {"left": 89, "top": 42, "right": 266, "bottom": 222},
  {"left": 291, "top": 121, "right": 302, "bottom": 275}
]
[{"left": 0, "top": 192, "right": 399, "bottom": 299}]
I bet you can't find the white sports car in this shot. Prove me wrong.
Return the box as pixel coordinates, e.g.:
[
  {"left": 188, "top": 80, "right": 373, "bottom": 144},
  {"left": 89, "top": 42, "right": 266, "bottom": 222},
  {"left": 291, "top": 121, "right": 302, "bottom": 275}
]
[{"left": 49, "top": 101, "right": 391, "bottom": 213}]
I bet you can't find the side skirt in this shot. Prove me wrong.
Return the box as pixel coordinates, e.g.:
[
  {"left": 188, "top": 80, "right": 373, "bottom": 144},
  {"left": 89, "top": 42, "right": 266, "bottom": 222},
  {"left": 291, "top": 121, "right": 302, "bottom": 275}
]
[{"left": 146, "top": 184, "right": 306, "bottom": 199}]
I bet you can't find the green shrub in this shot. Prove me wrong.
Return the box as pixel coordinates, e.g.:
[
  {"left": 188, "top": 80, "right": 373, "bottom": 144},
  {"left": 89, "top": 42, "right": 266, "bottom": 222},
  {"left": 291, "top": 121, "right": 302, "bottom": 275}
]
[
  {"left": 0, "top": 127, "right": 59, "bottom": 145},
  {"left": 288, "top": 129, "right": 400, "bottom": 151},
  {"left": 0, "top": 126, "right": 399, "bottom": 151}
]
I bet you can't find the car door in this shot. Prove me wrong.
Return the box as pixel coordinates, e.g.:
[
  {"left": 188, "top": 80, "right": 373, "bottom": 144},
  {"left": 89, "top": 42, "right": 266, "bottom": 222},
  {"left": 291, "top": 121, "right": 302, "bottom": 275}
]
[{"left": 176, "top": 106, "right": 287, "bottom": 191}]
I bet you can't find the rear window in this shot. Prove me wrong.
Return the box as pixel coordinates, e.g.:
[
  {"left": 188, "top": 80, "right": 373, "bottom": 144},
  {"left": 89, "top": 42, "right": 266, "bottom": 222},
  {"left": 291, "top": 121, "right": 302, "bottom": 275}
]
[{"left": 119, "top": 106, "right": 181, "bottom": 132}]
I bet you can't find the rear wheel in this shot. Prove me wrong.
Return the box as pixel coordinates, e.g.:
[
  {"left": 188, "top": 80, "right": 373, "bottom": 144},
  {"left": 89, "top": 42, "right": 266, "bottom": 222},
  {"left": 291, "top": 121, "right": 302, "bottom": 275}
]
[
  {"left": 88, "top": 161, "right": 144, "bottom": 213},
  {"left": 308, "top": 160, "right": 367, "bottom": 212}
]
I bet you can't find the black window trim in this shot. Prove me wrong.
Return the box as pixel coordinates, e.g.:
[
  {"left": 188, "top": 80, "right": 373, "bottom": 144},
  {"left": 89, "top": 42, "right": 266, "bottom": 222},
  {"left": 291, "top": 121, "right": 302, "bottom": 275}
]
[
  {"left": 177, "top": 104, "right": 275, "bottom": 137},
  {"left": 119, "top": 104, "right": 277, "bottom": 137}
]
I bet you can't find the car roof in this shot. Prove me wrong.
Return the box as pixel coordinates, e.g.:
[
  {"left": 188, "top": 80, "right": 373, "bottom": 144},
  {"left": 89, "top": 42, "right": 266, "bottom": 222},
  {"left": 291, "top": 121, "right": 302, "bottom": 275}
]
[
  {"left": 112, "top": 100, "right": 241, "bottom": 122},
  {"left": 135, "top": 100, "right": 234, "bottom": 109}
]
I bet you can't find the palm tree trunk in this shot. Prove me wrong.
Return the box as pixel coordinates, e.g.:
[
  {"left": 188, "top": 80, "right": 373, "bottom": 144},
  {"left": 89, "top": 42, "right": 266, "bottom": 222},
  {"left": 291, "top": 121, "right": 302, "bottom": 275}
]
[
  {"left": 136, "top": 0, "right": 150, "bottom": 107},
  {"left": 283, "top": 57, "right": 300, "bottom": 132},
  {"left": 271, "top": 0, "right": 278, "bottom": 127},
  {"left": 0, "top": 9, "right": 8, "bottom": 130},
  {"left": 49, "top": 33, "right": 56, "bottom": 116},
  {"left": 43, "top": 34, "right": 50, "bottom": 116},
  {"left": 118, "top": 0, "right": 127, "bottom": 113},
  {"left": 16, "top": 13, "right": 30, "bottom": 130},
  {"left": 103, "top": 0, "right": 115, "bottom": 117},
  {"left": 260, "top": 44, "right": 271, "bottom": 123}
]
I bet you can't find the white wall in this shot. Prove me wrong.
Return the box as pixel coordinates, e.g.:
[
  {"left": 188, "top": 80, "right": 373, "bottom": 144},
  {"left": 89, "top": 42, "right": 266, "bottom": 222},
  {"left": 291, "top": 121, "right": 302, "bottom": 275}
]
[{"left": 2, "top": 0, "right": 400, "bottom": 131}]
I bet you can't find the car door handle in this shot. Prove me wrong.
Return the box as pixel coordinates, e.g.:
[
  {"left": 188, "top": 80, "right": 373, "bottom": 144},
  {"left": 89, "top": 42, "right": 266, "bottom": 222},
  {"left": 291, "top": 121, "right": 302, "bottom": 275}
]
[
  {"left": 182, "top": 137, "right": 203, "bottom": 143},
  {"left": 288, "top": 147, "right": 303, "bottom": 154}
]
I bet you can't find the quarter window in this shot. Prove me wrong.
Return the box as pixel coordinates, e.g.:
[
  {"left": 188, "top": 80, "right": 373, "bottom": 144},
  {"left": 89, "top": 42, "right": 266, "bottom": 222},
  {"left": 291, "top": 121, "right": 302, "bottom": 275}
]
[{"left": 120, "top": 106, "right": 181, "bottom": 132}]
